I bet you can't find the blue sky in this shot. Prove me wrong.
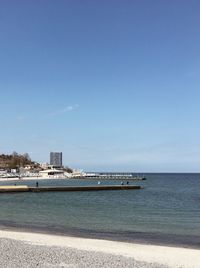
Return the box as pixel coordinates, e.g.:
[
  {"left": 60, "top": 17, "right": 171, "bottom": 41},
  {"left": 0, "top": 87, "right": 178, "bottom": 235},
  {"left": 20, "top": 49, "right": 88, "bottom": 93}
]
[{"left": 0, "top": 0, "right": 200, "bottom": 172}]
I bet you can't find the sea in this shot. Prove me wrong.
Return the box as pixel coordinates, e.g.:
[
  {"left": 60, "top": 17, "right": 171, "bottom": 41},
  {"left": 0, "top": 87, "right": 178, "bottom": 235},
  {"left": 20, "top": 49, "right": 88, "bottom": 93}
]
[{"left": 0, "top": 173, "right": 200, "bottom": 248}]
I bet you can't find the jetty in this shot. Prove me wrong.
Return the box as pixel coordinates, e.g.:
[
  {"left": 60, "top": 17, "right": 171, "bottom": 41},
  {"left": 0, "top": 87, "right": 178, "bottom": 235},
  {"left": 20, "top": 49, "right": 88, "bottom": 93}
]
[
  {"left": 0, "top": 185, "right": 142, "bottom": 193},
  {"left": 84, "top": 173, "right": 146, "bottom": 180}
]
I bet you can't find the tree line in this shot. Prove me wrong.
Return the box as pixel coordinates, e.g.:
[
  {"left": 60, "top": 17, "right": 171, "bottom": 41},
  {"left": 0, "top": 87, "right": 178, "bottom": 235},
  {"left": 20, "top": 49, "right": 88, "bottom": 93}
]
[{"left": 0, "top": 152, "right": 37, "bottom": 169}]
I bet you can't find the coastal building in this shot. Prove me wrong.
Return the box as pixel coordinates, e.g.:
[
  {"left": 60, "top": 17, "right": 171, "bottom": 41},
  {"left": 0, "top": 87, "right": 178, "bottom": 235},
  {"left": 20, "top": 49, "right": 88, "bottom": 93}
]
[
  {"left": 39, "top": 168, "right": 65, "bottom": 178},
  {"left": 50, "top": 152, "right": 62, "bottom": 167}
]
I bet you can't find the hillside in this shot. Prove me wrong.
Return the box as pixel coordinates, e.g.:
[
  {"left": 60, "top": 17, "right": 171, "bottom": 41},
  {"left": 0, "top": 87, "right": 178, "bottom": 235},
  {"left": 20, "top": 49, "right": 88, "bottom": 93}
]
[{"left": 0, "top": 152, "right": 38, "bottom": 170}]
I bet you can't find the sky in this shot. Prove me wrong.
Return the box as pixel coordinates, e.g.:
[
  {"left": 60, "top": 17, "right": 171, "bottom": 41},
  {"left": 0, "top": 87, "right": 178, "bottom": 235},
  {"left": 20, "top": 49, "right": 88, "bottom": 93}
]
[{"left": 0, "top": 0, "right": 200, "bottom": 172}]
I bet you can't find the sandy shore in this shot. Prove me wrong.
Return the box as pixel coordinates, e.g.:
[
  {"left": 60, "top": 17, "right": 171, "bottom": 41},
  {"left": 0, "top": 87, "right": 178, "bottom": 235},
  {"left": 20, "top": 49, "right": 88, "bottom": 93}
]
[{"left": 0, "top": 230, "right": 199, "bottom": 268}]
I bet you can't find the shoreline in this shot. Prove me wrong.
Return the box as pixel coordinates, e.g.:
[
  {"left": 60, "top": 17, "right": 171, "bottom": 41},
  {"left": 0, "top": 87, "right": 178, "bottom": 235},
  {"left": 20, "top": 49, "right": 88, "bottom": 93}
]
[
  {"left": 0, "top": 177, "right": 61, "bottom": 182},
  {"left": 0, "top": 222, "right": 199, "bottom": 250},
  {"left": 0, "top": 176, "right": 145, "bottom": 182},
  {"left": 0, "top": 228, "right": 199, "bottom": 268}
]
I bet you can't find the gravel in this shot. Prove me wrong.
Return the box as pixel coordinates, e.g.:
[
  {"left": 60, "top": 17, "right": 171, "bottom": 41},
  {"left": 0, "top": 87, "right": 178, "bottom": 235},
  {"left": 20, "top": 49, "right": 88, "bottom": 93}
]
[{"left": 0, "top": 238, "right": 169, "bottom": 268}]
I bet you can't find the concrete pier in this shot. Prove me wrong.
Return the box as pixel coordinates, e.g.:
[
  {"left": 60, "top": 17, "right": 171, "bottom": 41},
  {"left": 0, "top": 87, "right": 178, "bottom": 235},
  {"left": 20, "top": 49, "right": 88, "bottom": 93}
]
[
  {"left": 0, "top": 185, "right": 29, "bottom": 192},
  {"left": 0, "top": 185, "right": 142, "bottom": 193},
  {"left": 84, "top": 174, "right": 146, "bottom": 180}
]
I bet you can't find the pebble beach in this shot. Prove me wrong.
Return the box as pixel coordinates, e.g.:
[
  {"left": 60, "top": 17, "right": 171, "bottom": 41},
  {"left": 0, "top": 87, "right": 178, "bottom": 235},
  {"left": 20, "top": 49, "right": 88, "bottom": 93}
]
[
  {"left": 0, "top": 237, "right": 168, "bottom": 268},
  {"left": 0, "top": 230, "right": 200, "bottom": 268}
]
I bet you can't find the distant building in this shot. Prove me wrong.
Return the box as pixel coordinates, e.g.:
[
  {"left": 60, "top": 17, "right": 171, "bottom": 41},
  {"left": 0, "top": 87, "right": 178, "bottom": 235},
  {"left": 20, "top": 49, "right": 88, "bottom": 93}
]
[
  {"left": 50, "top": 152, "right": 62, "bottom": 167},
  {"left": 40, "top": 162, "right": 49, "bottom": 169},
  {"left": 39, "top": 168, "right": 64, "bottom": 178}
]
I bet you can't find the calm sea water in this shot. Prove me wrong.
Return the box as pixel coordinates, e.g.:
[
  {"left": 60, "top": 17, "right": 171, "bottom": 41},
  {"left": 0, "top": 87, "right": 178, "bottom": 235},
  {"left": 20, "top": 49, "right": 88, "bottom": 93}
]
[{"left": 0, "top": 173, "right": 200, "bottom": 247}]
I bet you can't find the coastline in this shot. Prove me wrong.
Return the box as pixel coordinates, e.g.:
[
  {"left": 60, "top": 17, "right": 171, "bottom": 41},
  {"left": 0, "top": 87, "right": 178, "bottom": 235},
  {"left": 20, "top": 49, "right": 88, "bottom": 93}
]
[
  {"left": 0, "top": 176, "right": 144, "bottom": 182},
  {"left": 0, "top": 222, "right": 199, "bottom": 250},
  {"left": 0, "top": 228, "right": 199, "bottom": 268},
  {"left": 0, "top": 173, "right": 199, "bottom": 267},
  {"left": 0, "top": 177, "right": 60, "bottom": 182}
]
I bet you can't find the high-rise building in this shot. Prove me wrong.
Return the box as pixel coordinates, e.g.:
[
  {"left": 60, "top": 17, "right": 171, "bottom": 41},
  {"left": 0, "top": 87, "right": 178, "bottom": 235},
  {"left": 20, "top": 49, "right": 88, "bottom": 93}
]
[{"left": 50, "top": 152, "right": 62, "bottom": 167}]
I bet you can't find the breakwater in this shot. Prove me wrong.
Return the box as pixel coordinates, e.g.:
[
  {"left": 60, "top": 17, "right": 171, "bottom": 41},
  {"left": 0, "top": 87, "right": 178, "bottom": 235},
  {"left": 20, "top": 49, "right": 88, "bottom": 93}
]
[
  {"left": 0, "top": 185, "right": 142, "bottom": 193},
  {"left": 85, "top": 173, "right": 146, "bottom": 180}
]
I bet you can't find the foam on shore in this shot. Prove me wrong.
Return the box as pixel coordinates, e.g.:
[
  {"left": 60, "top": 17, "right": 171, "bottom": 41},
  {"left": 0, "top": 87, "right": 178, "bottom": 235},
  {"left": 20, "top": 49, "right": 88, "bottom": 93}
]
[{"left": 0, "top": 229, "right": 199, "bottom": 268}]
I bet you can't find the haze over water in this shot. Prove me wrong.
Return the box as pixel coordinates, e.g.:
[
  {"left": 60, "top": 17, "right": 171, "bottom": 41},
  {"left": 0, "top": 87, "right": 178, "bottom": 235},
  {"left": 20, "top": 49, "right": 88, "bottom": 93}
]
[{"left": 0, "top": 173, "right": 199, "bottom": 248}]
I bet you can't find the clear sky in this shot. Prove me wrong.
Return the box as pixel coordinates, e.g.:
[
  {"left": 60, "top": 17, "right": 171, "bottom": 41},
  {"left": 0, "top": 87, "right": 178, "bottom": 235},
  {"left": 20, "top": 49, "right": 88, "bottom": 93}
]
[{"left": 0, "top": 0, "right": 200, "bottom": 172}]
